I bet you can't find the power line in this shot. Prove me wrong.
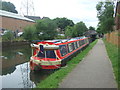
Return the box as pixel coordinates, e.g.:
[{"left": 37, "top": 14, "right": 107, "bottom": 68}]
[{"left": 20, "top": 0, "right": 35, "bottom": 16}]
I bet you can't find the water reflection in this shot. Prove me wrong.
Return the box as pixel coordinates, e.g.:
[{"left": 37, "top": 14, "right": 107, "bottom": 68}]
[
  {"left": 2, "top": 62, "right": 36, "bottom": 88},
  {"left": 2, "top": 45, "right": 31, "bottom": 75},
  {"left": 1, "top": 45, "right": 56, "bottom": 88}
]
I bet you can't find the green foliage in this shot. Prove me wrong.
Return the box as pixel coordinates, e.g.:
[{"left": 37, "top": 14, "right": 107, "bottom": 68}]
[
  {"left": 65, "top": 21, "right": 88, "bottom": 38},
  {"left": 0, "top": 1, "right": 18, "bottom": 13},
  {"left": 55, "top": 35, "right": 65, "bottom": 39},
  {"left": 65, "top": 26, "right": 74, "bottom": 38},
  {"left": 23, "top": 18, "right": 88, "bottom": 41},
  {"left": 13, "top": 37, "right": 24, "bottom": 41},
  {"left": 23, "top": 25, "right": 36, "bottom": 42},
  {"left": 103, "top": 39, "right": 119, "bottom": 86},
  {"left": 36, "top": 18, "right": 58, "bottom": 40},
  {"left": 96, "top": 1, "right": 114, "bottom": 33},
  {"left": 89, "top": 26, "right": 95, "bottom": 30},
  {"left": 23, "top": 18, "right": 58, "bottom": 41},
  {"left": 73, "top": 21, "right": 88, "bottom": 37},
  {"left": 96, "top": 27, "right": 102, "bottom": 33},
  {"left": 53, "top": 17, "right": 74, "bottom": 31},
  {"left": 36, "top": 40, "right": 98, "bottom": 88},
  {"left": 118, "top": 14, "right": 120, "bottom": 17},
  {"left": 2, "top": 31, "right": 14, "bottom": 42},
  {"left": 101, "top": 18, "right": 114, "bottom": 33}
]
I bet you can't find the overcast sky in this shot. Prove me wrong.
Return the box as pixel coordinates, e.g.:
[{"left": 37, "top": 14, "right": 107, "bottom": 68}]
[{"left": 4, "top": 0, "right": 108, "bottom": 28}]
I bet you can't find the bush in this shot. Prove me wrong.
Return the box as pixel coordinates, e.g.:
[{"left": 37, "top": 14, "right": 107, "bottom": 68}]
[
  {"left": 13, "top": 37, "right": 24, "bottom": 41},
  {"left": 36, "top": 19, "right": 58, "bottom": 40},
  {"left": 23, "top": 25, "right": 37, "bottom": 42},
  {"left": 55, "top": 35, "right": 65, "bottom": 39},
  {"left": 23, "top": 19, "right": 58, "bottom": 41},
  {"left": 2, "top": 31, "right": 14, "bottom": 42}
]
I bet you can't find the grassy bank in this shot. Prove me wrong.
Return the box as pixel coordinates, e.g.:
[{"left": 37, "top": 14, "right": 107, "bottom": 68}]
[
  {"left": 103, "top": 39, "right": 119, "bottom": 87},
  {"left": 36, "top": 40, "right": 98, "bottom": 88}
]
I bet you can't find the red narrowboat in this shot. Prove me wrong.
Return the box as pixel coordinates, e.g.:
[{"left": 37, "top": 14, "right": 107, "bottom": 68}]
[{"left": 30, "top": 36, "right": 89, "bottom": 70}]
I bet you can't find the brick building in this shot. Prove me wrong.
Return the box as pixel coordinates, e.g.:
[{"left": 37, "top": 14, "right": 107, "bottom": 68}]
[
  {"left": 0, "top": 10, "right": 36, "bottom": 32},
  {"left": 115, "top": 2, "right": 120, "bottom": 30}
]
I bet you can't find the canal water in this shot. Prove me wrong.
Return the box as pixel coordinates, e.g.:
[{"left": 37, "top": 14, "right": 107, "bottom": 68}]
[{"left": 1, "top": 45, "right": 55, "bottom": 88}]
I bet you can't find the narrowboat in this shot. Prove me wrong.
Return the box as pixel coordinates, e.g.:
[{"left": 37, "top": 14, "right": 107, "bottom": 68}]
[{"left": 30, "top": 36, "right": 89, "bottom": 70}]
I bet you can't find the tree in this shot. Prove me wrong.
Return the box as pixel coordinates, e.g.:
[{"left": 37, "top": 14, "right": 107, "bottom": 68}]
[
  {"left": 2, "top": 30, "right": 14, "bottom": 42},
  {"left": 96, "top": 1, "right": 114, "bottom": 33},
  {"left": 73, "top": 21, "right": 88, "bottom": 37},
  {"left": 0, "top": 1, "right": 18, "bottom": 13},
  {"left": 23, "top": 18, "right": 58, "bottom": 41},
  {"left": 89, "top": 26, "right": 95, "bottom": 30},
  {"left": 36, "top": 18, "right": 58, "bottom": 40},
  {"left": 96, "top": 27, "right": 102, "bottom": 33},
  {"left": 23, "top": 25, "right": 36, "bottom": 42},
  {"left": 53, "top": 17, "right": 74, "bottom": 32},
  {"left": 65, "top": 26, "right": 74, "bottom": 38},
  {"left": 65, "top": 21, "right": 88, "bottom": 38}
]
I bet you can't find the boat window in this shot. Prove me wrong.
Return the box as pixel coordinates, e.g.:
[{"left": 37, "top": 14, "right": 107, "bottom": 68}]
[
  {"left": 60, "top": 45, "right": 68, "bottom": 56},
  {"left": 66, "top": 44, "right": 69, "bottom": 53},
  {"left": 37, "top": 50, "right": 56, "bottom": 58},
  {"left": 80, "top": 40, "right": 84, "bottom": 46},
  {"left": 84, "top": 39, "right": 86, "bottom": 44},
  {"left": 79, "top": 40, "right": 82, "bottom": 46},
  {"left": 81, "top": 40, "right": 83, "bottom": 45},
  {"left": 37, "top": 51, "right": 45, "bottom": 58},
  {"left": 68, "top": 43, "right": 74, "bottom": 52},
  {"left": 68, "top": 43, "right": 72, "bottom": 52},
  {"left": 72, "top": 43, "right": 75, "bottom": 50},
  {"left": 83, "top": 40, "right": 85, "bottom": 45},
  {"left": 86, "top": 39, "right": 89, "bottom": 43},
  {"left": 74, "top": 42, "right": 77, "bottom": 49},
  {"left": 85, "top": 39, "right": 89, "bottom": 43},
  {"left": 85, "top": 39, "right": 87, "bottom": 44},
  {"left": 46, "top": 50, "right": 56, "bottom": 58},
  {"left": 77, "top": 41, "right": 80, "bottom": 47}
]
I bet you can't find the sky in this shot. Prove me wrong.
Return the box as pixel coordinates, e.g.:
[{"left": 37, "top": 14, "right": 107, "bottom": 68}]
[{"left": 3, "top": 0, "right": 110, "bottom": 28}]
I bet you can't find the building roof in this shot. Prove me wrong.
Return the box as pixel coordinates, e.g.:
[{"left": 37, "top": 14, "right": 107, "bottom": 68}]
[
  {"left": 24, "top": 15, "right": 41, "bottom": 21},
  {"left": 0, "top": 10, "right": 35, "bottom": 22},
  {"left": 84, "top": 30, "right": 97, "bottom": 36}
]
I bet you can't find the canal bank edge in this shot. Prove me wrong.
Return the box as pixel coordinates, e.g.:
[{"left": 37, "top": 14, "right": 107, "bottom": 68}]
[
  {"left": 36, "top": 40, "right": 98, "bottom": 88},
  {"left": 1, "top": 41, "right": 30, "bottom": 48}
]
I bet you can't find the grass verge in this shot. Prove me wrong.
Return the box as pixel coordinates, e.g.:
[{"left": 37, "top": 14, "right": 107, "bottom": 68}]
[
  {"left": 36, "top": 40, "right": 98, "bottom": 88},
  {"left": 103, "top": 39, "right": 119, "bottom": 87}
]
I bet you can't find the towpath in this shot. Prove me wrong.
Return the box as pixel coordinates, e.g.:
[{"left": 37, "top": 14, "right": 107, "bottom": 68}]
[{"left": 59, "top": 39, "right": 117, "bottom": 88}]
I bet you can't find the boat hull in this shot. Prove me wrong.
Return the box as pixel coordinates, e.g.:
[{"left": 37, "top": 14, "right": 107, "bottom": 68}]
[{"left": 29, "top": 37, "right": 89, "bottom": 70}]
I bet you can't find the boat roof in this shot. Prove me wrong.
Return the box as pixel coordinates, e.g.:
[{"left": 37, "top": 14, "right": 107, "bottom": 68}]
[
  {"left": 45, "top": 36, "right": 87, "bottom": 44},
  {"left": 35, "top": 36, "right": 87, "bottom": 45}
]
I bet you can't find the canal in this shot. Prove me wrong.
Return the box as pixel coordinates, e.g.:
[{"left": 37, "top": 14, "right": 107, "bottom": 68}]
[{"left": 1, "top": 45, "right": 55, "bottom": 88}]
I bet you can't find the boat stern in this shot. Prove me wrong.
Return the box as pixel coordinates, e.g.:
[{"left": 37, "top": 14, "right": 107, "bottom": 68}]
[{"left": 30, "top": 56, "right": 61, "bottom": 70}]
